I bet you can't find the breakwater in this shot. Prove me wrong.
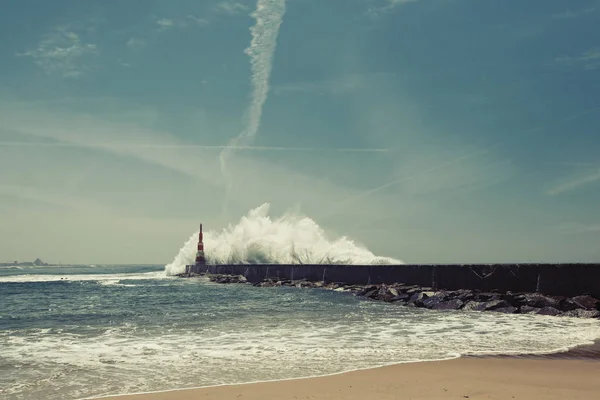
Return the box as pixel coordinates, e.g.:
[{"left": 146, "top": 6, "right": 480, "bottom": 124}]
[{"left": 185, "top": 263, "right": 600, "bottom": 298}]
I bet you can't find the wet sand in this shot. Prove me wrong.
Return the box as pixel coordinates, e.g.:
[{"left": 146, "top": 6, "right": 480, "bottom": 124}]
[{"left": 99, "top": 341, "right": 600, "bottom": 400}]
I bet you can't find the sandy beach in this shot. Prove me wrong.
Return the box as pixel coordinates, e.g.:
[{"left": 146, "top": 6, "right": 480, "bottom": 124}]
[{"left": 100, "top": 353, "right": 600, "bottom": 400}]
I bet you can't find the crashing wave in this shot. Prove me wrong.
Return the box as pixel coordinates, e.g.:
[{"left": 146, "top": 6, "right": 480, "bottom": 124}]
[{"left": 164, "top": 204, "right": 402, "bottom": 275}]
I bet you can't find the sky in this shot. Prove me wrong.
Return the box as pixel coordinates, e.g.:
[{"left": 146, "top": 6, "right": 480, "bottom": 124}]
[{"left": 1, "top": 0, "right": 599, "bottom": 265}]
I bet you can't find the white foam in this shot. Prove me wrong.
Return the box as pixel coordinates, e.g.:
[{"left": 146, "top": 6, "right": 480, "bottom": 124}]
[
  {"left": 165, "top": 203, "right": 402, "bottom": 275},
  {"left": 0, "top": 270, "right": 168, "bottom": 283},
  {"left": 2, "top": 305, "right": 599, "bottom": 400}
]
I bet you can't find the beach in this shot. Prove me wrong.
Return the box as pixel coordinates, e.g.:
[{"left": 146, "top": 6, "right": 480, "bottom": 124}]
[
  {"left": 3, "top": 266, "right": 599, "bottom": 399},
  {"left": 99, "top": 356, "right": 600, "bottom": 400}
]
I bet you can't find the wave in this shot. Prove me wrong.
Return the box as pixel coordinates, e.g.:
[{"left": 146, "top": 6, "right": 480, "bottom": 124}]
[
  {"left": 0, "top": 271, "right": 168, "bottom": 283},
  {"left": 165, "top": 203, "right": 402, "bottom": 275}
]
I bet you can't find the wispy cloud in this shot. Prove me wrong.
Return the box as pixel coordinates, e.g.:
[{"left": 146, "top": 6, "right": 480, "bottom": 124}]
[
  {"left": 156, "top": 18, "right": 176, "bottom": 31},
  {"left": 214, "top": 1, "right": 250, "bottom": 15},
  {"left": 0, "top": 102, "right": 224, "bottom": 187},
  {"left": 323, "top": 145, "right": 502, "bottom": 218},
  {"left": 0, "top": 141, "right": 388, "bottom": 153},
  {"left": 126, "top": 38, "right": 146, "bottom": 49},
  {"left": 553, "top": 4, "right": 597, "bottom": 19},
  {"left": 186, "top": 15, "right": 210, "bottom": 26},
  {"left": 273, "top": 74, "right": 394, "bottom": 96},
  {"left": 155, "top": 15, "right": 209, "bottom": 32},
  {"left": 17, "top": 26, "right": 98, "bottom": 78},
  {"left": 0, "top": 184, "right": 109, "bottom": 213},
  {"left": 546, "top": 168, "right": 600, "bottom": 196},
  {"left": 368, "top": 0, "right": 420, "bottom": 16},
  {"left": 555, "top": 223, "right": 600, "bottom": 235},
  {"left": 554, "top": 47, "right": 600, "bottom": 70}
]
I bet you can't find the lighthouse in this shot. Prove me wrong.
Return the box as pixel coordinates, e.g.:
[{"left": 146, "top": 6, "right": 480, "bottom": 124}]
[{"left": 195, "top": 223, "right": 206, "bottom": 265}]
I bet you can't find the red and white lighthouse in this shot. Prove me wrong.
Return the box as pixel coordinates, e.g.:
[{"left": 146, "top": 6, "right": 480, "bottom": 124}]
[{"left": 195, "top": 223, "right": 206, "bottom": 265}]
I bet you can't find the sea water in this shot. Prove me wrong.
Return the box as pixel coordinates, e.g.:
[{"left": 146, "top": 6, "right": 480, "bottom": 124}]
[{"left": 1, "top": 264, "right": 600, "bottom": 400}]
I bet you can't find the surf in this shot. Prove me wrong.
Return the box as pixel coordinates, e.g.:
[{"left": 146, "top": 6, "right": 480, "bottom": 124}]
[{"left": 165, "top": 203, "right": 402, "bottom": 275}]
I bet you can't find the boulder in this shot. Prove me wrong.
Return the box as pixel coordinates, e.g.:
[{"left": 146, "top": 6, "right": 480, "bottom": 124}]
[
  {"left": 390, "top": 294, "right": 411, "bottom": 302},
  {"left": 520, "top": 305, "right": 540, "bottom": 314},
  {"left": 423, "top": 292, "right": 449, "bottom": 308},
  {"left": 537, "top": 306, "right": 562, "bottom": 316},
  {"left": 462, "top": 299, "right": 511, "bottom": 312},
  {"left": 432, "top": 299, "right": 464, "bottom": 310},
  {"left": 517, "top": 293, "right": 559, "bottom": 308},
  {"left": 408, "top": 292, "right": 427, "bottom": 307},
  {"left": 492, "top": 306, "right": 519, "bottom": 314},
  {"left": 558, "top": 298, "right": 580, "bottom": 312},
  {"left": 462, "top": 301, "right": 489, "bottom": 312},
  {"left": 483, "top": 299, "right": 511, "bottom": 310},
  {"left": 569, "top": 295, "right": 599, "bottom": 310},
  {"left": 450, "top": 289, "right": 475, "bottom": 302},
  {"left": 356, "top": 285, "right": 378, "bottom": 297},
  {"left": 562, "top": 309, "right": 600, "bottom": 319},
  {"left": 376, "top": 286, "right": 395, "bottom": 301},
  {"left": 474, "top": 292, "right": 500, "bottom": 302}
]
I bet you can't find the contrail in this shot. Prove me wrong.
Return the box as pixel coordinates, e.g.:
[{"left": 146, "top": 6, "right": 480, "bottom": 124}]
[
  {"left": 323, "top": 104, "right": 600, "bottom": 219},
  {"left": 0, "top": 141, "right": 388, "bottom": 152},
  {"left": 322, "top": 146, "right": 497, "bottom": 219},
  {"left": 219, "top": 0, "right": 286, "bottom": 216}
]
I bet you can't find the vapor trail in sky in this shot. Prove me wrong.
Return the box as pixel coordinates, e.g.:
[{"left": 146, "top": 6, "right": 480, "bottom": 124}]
[{"left": 219, "top": 0, "right": 286, "bottom": 216}]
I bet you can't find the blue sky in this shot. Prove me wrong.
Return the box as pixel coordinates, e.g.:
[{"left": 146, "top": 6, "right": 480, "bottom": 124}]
[{"left": 1, "top": 0, "right": 599, "bottom": 264}]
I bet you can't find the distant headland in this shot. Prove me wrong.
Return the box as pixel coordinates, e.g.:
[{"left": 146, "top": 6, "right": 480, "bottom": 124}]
[{"left": 0, "top": 258, "right": 52, "bottom": 267}]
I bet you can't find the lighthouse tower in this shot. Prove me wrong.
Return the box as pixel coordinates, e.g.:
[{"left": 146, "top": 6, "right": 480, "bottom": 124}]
[{"left": 195, "top": 223, "right": 206, "bottom": 265}]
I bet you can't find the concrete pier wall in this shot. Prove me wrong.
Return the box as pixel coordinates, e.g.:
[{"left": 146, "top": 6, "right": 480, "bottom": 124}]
[{"left": 185, "top": 263, "right": 600, "bottom": 298}]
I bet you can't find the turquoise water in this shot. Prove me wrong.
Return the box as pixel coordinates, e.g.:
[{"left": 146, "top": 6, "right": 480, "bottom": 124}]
[{"left": 1, "top": 265, "right": 600, "bottom": 400}]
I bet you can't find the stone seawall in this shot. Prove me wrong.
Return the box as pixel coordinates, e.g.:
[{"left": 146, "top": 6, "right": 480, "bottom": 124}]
[{"left": 185, "top": 263, "right": 600, "bottom": 298}]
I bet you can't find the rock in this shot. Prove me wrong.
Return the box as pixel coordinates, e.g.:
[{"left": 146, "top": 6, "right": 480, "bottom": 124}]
[
  {"left": 408, "top": 292, "right": 426, "bottom": 307},
  {"left": 562, "top": 309, "right": 600, "bottom": 319},
  {"left": 463, "top": 299, "right": 510, "bottom": 312},
  {"left": 390, "top": 294, "right": 411, "bottom": 302},
  {"left": 518, "top": 293, "right": 559, "bottom": 308},
  {"left": 462, "top": 301, "right": 488, "bottom": 312},
  {"left": 388, "top": 287, "right": 399, "bottom": 297},
  {"left": 501, "top": 293, "right": 524, "bottom": 307},
  {"left": 558, "top": 298, "right": 580, "bottom": 312},
  {"left": 375, "top": 286, "right": 395, "bottom": 302},
  {"left": 423, "top": 292, "right": 449, "bottom": 308},
  {"left": 432, "top": 299, "right": 464, "bottom": 310},
  {"left": 537, "top": 306, "right": 562, "bottom": 316},
  {"left": 492, "top": 306, "right": 519, "bottom": 314},
  {"left": 474, "top": 292, "right": 500, "bottom": 302},
  {"left": 483, "top": 299, "right": 512, "bottom": 310},
  {"left": 520, "top": 305, "right": 540, "bottom": 314},
  {"left": 356, "top": 285, "right": 378, "bottom": 297},
  {"left": 450, "top": 289, "right": 475, "bottom": 302},
  {"left": 569, "top": 295, "right": 599, "bottom": 310}
]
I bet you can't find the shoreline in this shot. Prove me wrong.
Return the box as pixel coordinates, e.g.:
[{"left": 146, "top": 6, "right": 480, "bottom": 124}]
[{"left": 87, "top": 339, "right": 600, "bottom": 400}]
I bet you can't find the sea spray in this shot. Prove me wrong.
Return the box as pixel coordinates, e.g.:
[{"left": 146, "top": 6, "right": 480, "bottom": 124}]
[
  {"left": 164, "top": 203, "right": 402, "bottom": 275},
  {"left": 219, "top": 0, "right": 287, "bottom": 215}
]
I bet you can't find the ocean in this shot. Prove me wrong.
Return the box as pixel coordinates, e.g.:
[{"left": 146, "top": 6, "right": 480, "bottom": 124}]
[{"left": 1, "top": 264, "right": 600, "bottom": 400}]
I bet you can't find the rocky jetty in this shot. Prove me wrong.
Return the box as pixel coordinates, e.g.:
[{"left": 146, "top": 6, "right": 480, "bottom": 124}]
[{"left": 177, "top": 272, "right": 600, "bottom": 319}]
